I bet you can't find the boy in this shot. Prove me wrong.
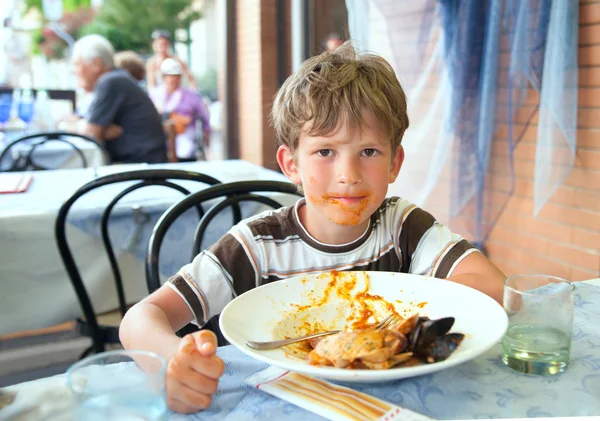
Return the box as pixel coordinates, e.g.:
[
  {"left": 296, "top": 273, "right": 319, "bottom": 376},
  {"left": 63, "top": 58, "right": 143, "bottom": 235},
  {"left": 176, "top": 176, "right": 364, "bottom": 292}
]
[{"left": 120, "top": 43, "right": 505, "bottom": 414}]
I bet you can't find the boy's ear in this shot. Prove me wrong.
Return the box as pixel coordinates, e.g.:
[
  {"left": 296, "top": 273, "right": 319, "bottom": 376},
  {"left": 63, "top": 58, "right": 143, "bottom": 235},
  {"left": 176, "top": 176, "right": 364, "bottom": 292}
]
[
  {"left": 277, "top": 145, "right": 302, "bottom": 185},
  {"left": 388, "top": 145, "right": 404, "bottom": 183}
]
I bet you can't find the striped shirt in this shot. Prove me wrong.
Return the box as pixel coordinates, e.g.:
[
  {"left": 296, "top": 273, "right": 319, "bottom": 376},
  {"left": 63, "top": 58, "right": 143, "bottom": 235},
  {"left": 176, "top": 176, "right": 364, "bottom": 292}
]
[{"left": 167, "top": 197, "right": 478, "bottom": 326}]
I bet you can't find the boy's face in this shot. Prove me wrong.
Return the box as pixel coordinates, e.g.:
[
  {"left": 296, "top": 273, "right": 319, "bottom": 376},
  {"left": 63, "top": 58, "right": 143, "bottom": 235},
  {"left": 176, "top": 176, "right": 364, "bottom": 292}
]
[{"left": 277, "top": 112, "right": 404, "bottom": 236}]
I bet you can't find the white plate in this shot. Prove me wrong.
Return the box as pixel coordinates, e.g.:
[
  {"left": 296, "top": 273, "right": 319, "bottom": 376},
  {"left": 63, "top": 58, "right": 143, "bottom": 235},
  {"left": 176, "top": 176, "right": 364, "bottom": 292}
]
[{"left": 219, "top": 271, "right": 508, "bottom": 383}]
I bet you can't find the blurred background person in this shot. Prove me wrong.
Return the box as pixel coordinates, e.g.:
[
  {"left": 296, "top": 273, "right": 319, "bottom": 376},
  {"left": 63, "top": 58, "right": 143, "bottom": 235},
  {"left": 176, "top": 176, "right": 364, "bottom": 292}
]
[
  {"left": 70, "top": 34, "right": 167, "bottom": 163},
  {"left": 325, "top": 32, "right": 344, "bottom": 51},
  {"left": 114, "top": 50, "right": 146, "bottom": 87},
  {"left": 150, "top": 57, "right": 210, "bottom": 162},
  {"left": 146, "top": 29, "right": 196, "bottom": 91}
]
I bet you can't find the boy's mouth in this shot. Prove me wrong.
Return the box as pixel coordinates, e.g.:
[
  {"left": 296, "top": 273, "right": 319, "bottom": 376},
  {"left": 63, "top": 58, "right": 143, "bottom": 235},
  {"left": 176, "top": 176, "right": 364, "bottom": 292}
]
[{"left": 324, "top": 194, "right": 371, "bottom": 205}]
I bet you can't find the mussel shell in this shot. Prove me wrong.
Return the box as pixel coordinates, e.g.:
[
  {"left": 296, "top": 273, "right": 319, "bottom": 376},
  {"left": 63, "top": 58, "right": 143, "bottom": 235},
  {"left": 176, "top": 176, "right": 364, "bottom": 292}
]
[
  {"left": 407, "top": 316, "right": 430, "bottom": 350},
  {"left": 409, "top": 317, "right": 455, "bottom": 351},
  {"left": 418, "top": 333, "right": 465, "bottom": 363}
]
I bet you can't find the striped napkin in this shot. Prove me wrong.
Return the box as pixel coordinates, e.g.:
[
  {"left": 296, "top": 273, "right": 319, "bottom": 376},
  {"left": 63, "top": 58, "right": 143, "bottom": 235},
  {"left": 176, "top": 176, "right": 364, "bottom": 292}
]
[{"left": 246, "top": 367, "right": 433, "bottom": 421}]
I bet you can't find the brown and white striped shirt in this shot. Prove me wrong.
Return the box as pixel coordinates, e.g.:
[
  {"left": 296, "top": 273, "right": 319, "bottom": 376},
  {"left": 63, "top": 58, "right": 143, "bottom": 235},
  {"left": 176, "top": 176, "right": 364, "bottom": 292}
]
[{"left": 167, "top": 197, "right": 478, "bottom": 326}]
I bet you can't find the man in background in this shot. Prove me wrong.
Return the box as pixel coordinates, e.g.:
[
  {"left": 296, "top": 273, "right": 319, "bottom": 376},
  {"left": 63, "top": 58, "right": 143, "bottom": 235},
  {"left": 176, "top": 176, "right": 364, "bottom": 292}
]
[{"left": 70, "top": 34, "right": 167, "bottom": 164}]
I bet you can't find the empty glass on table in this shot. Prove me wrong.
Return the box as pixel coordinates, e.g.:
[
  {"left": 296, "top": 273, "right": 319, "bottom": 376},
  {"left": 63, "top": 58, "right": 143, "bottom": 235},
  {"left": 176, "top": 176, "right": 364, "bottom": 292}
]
[{"left": 66, "top": 350, "right": 167, "bottom": 421}]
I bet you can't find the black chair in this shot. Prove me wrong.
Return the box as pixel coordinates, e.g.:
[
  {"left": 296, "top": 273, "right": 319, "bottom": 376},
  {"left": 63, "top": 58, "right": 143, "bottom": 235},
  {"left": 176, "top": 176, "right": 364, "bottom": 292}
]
[
  {"left": 146, "top": 180, "right": 303, "bottom": 346},
  {"left": 55, "top": 169, "right": 221, "bottom": 356},
  {"left": 0, "top": 131, "right": 110, "bottom": 172}
]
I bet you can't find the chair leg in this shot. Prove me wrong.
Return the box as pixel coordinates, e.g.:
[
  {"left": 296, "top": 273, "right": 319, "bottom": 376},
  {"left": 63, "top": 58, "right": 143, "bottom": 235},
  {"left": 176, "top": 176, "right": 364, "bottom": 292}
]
[{"left": 79, "top": 345, "right": 94, "bottom": 360}]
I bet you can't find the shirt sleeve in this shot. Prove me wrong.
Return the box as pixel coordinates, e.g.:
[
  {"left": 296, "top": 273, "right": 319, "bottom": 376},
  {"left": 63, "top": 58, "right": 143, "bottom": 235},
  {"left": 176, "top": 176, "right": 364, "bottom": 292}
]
[
  {"left": 166, "top": 232, "right": 257, "bottom": 326},
  {"left": 86, "top": 76, "right": 124, "bottom": 127},
  {"left": 397, "top": 205, "right": 479, "bottom": 279}
]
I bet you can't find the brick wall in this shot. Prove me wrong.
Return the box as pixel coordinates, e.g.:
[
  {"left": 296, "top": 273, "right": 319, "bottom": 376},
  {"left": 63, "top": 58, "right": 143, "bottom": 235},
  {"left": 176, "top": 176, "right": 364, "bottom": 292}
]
[
  {"left": 487, "top": 1, "right": 600, "bottom": 281},
  {"left": 236, "top": 0, "right": 280, "bottom": 170},
  {"left": 369, "top": 2, "right": 599, "bottom": 281}
]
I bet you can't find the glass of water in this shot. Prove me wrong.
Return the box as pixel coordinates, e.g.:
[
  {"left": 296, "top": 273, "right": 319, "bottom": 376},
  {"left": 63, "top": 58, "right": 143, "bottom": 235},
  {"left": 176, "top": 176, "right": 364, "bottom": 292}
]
[
  {"left": 0, "top": 93, "right": 12, "bottom": 127},
  {"left": 66, "top": 350, "right": 168, "bottom": 421},
  {"left": 501, "top": 274, "right": 575, "bottom": 375}
]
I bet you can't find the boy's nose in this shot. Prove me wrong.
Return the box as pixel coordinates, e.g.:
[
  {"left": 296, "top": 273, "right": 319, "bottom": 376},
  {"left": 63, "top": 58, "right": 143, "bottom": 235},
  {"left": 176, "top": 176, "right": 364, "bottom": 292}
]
[{"left": 337, "top": 159, "right": 362, "bottom": 185}]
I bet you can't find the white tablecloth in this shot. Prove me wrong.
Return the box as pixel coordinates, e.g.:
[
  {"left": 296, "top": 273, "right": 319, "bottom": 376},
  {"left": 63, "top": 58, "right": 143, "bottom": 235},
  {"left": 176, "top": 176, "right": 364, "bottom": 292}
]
[{"left": 0, "top": 160, "right": 293, "bottom": 335}]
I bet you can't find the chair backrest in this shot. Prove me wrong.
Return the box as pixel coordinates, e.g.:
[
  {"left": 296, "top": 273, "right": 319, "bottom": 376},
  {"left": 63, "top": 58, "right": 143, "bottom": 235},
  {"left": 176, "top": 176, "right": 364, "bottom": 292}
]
[
  {"left": 146, "top": 180, "right": 303, "bottom": 292},
  {"left": 0, "top": 131, "right": 110, "bottom": 172},
  {"left": 145, "top": 180, "right": 302, "bottom": 344},
  {"left": 55, "top": 169, "right": 221, "bottom": 352}
]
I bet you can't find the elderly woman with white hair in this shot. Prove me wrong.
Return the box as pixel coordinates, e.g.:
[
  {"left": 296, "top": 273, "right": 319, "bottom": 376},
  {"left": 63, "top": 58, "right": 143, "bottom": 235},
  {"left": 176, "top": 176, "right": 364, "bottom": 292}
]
[{"left": 70, "top": 34, "right": 167, "bottom": 164}]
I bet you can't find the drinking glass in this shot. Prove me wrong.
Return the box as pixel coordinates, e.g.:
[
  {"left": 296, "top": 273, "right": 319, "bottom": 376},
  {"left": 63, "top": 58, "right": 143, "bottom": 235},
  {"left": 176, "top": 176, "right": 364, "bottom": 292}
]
[
  {"left": 18, "top": 100, "right": 34, "bottom": 125},
  {"left": 66, "top": 350, "right": 168, "bottom": 421},
  {"left": 0, "top": 94, "right": 12, "bottom": 126},
  {"left": 501, "top": 274, "right": 575, "bottom": 375}
]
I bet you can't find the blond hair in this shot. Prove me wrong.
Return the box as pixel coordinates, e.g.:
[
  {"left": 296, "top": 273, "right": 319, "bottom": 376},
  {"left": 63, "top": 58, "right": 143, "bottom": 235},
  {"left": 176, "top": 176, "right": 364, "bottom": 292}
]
[{"left": 271, "top": 42, "right": 409, "bottom": 154}]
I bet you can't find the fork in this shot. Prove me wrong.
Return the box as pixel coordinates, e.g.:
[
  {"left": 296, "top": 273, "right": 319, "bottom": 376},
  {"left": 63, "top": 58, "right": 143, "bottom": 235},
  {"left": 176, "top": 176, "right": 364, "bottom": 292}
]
[{"left": 245, "top": 313, "right": 400, "bottom": 350}]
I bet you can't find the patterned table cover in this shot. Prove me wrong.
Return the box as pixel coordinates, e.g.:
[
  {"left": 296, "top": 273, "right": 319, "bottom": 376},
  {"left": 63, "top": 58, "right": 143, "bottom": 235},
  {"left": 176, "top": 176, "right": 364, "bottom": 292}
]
[
  {"left": 2, "top": 284, "right": 599, "bottom": 421},
  {"left": 186, "top": 282, "right": 600, "bottom": 420}
]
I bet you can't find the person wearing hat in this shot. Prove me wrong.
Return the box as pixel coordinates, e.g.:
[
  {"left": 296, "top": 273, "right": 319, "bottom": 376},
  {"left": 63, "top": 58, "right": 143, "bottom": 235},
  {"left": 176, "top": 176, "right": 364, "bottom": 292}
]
[
  {"left": 150, "top": 57, "right": 211, "bottom": 161},
  {"left": 146, "top": 30, "right": 197, "bottom": 91}
]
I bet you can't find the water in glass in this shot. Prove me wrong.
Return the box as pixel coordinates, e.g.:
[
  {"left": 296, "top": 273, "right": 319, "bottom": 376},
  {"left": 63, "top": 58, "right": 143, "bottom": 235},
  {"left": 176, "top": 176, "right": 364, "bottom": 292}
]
[{"left": 502, "top": 324, "right": 570, "bottom": 375}]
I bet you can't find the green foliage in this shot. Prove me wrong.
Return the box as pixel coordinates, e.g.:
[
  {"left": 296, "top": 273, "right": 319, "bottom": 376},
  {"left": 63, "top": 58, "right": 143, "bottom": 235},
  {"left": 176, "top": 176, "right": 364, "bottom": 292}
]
[
  {"left": 31, "top": 7, "right": 95, "bottom": 60},
  {"left": 79, "top": 0, "right": 202, "bottom": 54}
]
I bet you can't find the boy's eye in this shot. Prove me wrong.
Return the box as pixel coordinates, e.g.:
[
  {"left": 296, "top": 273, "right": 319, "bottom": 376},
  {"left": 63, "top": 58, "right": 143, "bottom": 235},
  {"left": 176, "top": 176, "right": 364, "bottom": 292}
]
[
  {"left": 317, "top": 149, "right": 333, "bottom": 157},
  {"left": 362, "top": 149, "right": 379, "bottom": 157}
]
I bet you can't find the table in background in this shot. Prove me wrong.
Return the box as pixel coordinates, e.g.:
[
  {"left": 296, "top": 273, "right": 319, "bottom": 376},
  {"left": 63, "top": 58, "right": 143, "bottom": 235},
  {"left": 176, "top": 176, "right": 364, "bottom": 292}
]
[
  {"left": 0, "top": 160, "right": 293, "bottom": 335},
  {"left": 0, "top": 131, "right": 106, "bottom": 171},
  {"left": 2, "top": 280, "right": 599, "bottom": 420}
]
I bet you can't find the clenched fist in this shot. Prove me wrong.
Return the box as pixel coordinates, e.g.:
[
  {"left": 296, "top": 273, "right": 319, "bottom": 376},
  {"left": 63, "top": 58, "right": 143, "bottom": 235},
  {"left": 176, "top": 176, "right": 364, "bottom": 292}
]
[{"left": 166, "top": 330, "right": 225, "bottom": 413}]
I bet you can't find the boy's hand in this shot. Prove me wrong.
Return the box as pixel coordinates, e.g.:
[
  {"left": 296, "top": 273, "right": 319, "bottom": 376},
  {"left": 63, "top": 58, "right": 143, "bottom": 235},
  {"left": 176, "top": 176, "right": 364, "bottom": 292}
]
[{"left": 166, "top": 330, "right": 225, "bottom": 413}]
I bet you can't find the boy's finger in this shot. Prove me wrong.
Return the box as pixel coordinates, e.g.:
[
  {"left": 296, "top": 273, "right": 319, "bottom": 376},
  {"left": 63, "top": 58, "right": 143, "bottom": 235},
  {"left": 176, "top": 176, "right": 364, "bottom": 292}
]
[
  {"left": 189, "top": 354, "right": 225, "bottom": 380},
  {"left": 192, "top": 330, "right": 218, "bottom": 356},
  {"left": 178, "top": 332, "right": 198, "bottom": 355}
]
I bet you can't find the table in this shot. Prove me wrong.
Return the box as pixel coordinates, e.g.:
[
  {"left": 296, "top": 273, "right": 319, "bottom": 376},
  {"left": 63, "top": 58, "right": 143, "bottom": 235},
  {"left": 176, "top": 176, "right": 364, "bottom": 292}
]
[
  {"left": 2, "top": 280, "right": 599, "bottom": 420},
  {"left": 0, "top": 132, "right": 106, "bottom": 171},
  {"left": 0, "top": 160, "right": 293, "bottom": 335}
]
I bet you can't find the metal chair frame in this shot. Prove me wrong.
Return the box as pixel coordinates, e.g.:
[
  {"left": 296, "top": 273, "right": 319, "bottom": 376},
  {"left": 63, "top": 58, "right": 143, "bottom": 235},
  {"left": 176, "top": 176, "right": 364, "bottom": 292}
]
[
  {"left": 145, "top": 180, "right": 303, "bottom": 345},
  {"left": 55, "top": 169, "right": 221, "bottom": 356},
  {"left": 0, "top": 131, "right": 110, "bottom": 172}
]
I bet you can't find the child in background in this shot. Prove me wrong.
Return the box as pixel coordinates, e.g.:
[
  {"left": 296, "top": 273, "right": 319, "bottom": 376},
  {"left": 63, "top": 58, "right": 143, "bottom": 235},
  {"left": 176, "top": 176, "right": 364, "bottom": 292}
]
[{"left": 120, "top": 42, "right": 506, "bottom": 414}]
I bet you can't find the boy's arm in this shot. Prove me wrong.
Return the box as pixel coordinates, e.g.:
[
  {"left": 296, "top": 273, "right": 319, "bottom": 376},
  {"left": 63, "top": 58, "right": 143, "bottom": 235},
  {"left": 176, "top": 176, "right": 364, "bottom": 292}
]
[
  {"left": 446, "top": 251, "right": 506, "bottom": 304},
  {"left": 120, "top": 286, "right": 224, "bottom": 413},
  {"left": 120, "top": 285, "right": 191, "bottom": 358}
]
